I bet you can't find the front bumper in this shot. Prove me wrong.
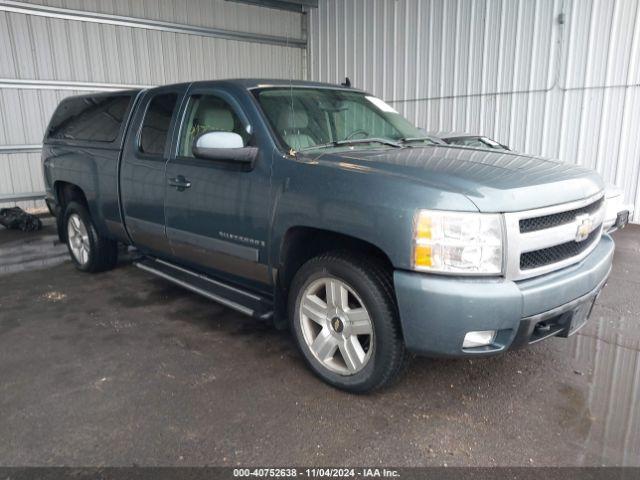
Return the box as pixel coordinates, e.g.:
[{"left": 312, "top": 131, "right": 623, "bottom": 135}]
[{"left": 393, "top": 234, "right": 614, "bottom": 357}]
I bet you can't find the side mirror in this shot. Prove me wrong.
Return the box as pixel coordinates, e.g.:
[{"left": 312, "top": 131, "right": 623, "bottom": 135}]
[{"left": 192, "top": 131, "right": 258, "bottom": 165}]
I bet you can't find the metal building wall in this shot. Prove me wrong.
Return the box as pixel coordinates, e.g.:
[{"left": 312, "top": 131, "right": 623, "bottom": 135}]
[
  {"left": 0, "top": 0, "right": 306, "bottom": 209},
  {"left": 308, "top": 0, "right": 640, "bottom": 224}
]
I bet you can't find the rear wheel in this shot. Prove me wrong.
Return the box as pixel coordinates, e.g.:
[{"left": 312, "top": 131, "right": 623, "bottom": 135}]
[
  {"left": 289, "top": 252, "right": 407, "bottom": 393},
  {"left": 63, "top": 201, "right": 118, "bottom": 272}
]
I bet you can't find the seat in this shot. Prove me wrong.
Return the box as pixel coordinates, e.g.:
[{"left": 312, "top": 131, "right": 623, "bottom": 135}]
[
  {"left": 183, "top": 103, "right": 239, "bottom": 155},
  {"left": 198, "top": 107, "right": 235, "bottom": 133},
  {"left": 277, "top": 110, "right": 316, "bottom": 150}
]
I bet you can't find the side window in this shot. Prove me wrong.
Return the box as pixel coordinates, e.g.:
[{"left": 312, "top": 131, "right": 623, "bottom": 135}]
[
  {"left": 140, "top": 93, "right": 178, "bottom": 155},
  {"left": 47, "top": 95, "right": 132, "bottom": 142},
  {"left": 178, "top": 95, "right": 248, "bottom": 157}
]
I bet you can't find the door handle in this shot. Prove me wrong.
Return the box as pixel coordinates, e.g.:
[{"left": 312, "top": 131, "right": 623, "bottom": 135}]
[{"left": 168, "top": 176, "right": 191, "bottom": 191}]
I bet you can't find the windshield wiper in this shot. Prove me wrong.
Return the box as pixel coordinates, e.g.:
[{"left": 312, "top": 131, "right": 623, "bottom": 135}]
[{"left": 298, "top": 137, "right": 402, "bottom": 152}]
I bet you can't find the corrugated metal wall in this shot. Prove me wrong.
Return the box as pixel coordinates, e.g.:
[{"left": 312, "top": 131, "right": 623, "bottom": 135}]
[
  {"left": 309, "top": 0, "right": 640, "bottom": 224},
  {"left": 0, "top": 0, "right": 305, "bottom": 209}
]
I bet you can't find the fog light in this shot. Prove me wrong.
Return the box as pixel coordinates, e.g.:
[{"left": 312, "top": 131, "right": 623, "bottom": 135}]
[{"left": 463, "top": 330, "right": 497, "bottom": 348}]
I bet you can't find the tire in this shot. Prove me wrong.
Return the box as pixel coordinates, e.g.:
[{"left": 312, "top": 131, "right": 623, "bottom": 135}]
[
  {"left": 289, "top": 251, "right": 408, "bottom": 393},
  {"left": 63, "top": 201, "right": 118, "bottom": 273}
]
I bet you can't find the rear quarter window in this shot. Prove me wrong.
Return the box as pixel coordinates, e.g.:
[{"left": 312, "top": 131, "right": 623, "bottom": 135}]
[
  {"left": 47, "top": 94, "right": 133, "bottom": 143},
  {"left": 139, "top": 93, "right": 178, "bottom": 155}
]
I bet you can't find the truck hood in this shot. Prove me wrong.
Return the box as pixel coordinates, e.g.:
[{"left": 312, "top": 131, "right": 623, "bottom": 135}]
[{"left": 303, "top": 145, "right": 604, "bottom": 212}]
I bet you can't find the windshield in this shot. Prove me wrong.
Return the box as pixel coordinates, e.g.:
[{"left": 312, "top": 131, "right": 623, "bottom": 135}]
[{"left": 254, "top": 87, "right": 430, "bottom": 151}]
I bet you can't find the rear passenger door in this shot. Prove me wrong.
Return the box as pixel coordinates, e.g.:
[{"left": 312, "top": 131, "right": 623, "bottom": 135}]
[
  {"left": 164, "top": 87, "right": 272, "bottom": 293},
  {"left": 120, "top": 85, "right": 186, "bottom": 256}
]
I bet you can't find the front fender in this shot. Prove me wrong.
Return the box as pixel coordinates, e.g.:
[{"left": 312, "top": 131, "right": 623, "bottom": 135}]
[{"left": 269, "top": 155, "right": 478, "bottom": 270}]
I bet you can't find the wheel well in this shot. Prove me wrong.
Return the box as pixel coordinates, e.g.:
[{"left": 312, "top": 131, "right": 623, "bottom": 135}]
[
  {"left": 53, "top": 182, "right": 88, "bottom": 241},
  {"left": 276, "top": 227, "right": 394, "bottom": 306},
  {"left": 54, "top": 181, "right": 88, "bottom": 212}
]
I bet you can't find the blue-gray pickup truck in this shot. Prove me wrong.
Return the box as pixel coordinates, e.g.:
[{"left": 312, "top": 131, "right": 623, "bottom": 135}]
[{"left": 42, "top": 79, "right": 614, "bottom": 392}]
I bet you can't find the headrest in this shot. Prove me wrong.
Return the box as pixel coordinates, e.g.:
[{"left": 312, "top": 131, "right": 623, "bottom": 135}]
[
  {"left": 198, "top": 107, "right": 234, "bottom": 132},
  {"left": 278, "top": 110, "right": 308, "bottom": 131}
]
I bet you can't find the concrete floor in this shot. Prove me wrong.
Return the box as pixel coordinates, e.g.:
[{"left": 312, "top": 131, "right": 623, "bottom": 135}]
[{"left": 0, "top": 220, "right": 639, "bottom": 467}]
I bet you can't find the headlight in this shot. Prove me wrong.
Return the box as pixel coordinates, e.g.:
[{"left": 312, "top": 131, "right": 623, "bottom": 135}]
[{"left": 413, "top": 210, "right": 504, "bottom": 275}]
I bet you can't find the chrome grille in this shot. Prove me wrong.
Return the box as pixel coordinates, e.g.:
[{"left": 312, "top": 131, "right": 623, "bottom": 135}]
[
  {"left": 520, "top": 227, "right": 601, "bottom": 270},
  {"left": 519, "top": 197, "right": 604, "bottom": 233},
  {"left": 504, "top": 193, "right": 605, "bottom": 281}
]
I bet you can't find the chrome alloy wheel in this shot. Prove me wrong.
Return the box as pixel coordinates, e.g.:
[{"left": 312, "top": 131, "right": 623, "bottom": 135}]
[
  {"left": 299, "top": 277, "right": 374, "bottom": 375},
  {"left": 67, "top": 213, "right": 90, "bottom": 265}
]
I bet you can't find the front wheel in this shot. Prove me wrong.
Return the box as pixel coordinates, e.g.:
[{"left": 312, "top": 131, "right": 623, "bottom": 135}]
[
  {"left": 289, "top": 252, "right": 407, "bottom": 393},
  {"left": 63, "top": 201, "right": 118, "bottom": 272}
]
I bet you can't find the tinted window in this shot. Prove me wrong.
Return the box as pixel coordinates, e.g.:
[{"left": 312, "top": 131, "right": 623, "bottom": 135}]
[
  {"left": 140, "top": 93, "right": 178, "bottom": 155},
  {"left": 47, "top": 95, "right": 132, "bottom": 142},
  {"left": 178, "top": 95, "right": 248, "bottom": 157}
]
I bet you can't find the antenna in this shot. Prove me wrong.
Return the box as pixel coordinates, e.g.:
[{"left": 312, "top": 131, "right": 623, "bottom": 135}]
[
  {"left": 341, "top": 77, "right": 351, "bottom": 88},
  {"left": 285, "top": 28, "right": 297, "bottom": 155}
]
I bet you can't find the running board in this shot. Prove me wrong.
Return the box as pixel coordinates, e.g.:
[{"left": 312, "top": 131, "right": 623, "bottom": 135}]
[{"left": 134, "top": 257, "right": 273, "bottom": 320}]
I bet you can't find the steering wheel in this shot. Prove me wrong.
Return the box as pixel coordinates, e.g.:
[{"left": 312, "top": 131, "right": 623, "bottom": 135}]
[{"left": 345, "top": 129, "right": 369, "bottom": 140}]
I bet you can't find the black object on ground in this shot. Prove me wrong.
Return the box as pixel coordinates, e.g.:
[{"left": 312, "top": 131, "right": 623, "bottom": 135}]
[{"left": 0, "top": 207, "right": 42, "bottom": 232}]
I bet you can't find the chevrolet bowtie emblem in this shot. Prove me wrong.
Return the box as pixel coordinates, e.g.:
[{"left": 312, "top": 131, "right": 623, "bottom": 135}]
[{"left": 575, "top": 214, "right": 593, "bottom": 242}]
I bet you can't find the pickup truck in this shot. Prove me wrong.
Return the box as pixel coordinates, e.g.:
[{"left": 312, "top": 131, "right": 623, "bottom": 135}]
[{"left": 42, "top": 79, "right": 614, "bottom": 392}]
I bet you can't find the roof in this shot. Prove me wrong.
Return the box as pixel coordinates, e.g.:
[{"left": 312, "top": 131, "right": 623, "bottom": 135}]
[
  {"left": 149, "top": 78, "right": 365, "bottom": 92},
  {"left": 208, "top": 78, "right": 361, "bottom": 90},
  {"left": 59, "top": 78, "right": 367, "bottom": 107}
]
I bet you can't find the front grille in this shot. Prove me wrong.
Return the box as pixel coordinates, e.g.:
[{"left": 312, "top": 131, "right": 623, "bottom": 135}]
[
  {"left": 520, "top": 226, "right": 601, "bottom": 270},
  {"left": 519, "top": 197, "right": 604, "bottom": 233}
]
